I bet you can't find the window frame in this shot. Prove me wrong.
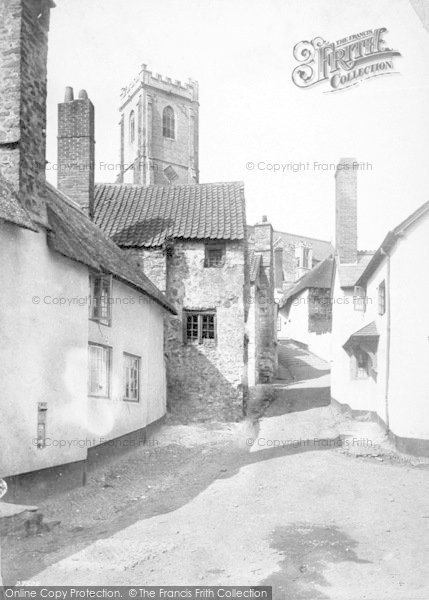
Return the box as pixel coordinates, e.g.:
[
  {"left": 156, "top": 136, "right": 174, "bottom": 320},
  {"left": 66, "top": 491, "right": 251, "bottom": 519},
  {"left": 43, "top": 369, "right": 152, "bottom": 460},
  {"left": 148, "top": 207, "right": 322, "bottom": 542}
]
[
  {"left": 353, "top": 285, "right": 367, "bottom": 312},
  {"left": 204, "top": 242, "right": 226, "bottom": 268},
  {"left": 162, "top": 105, "right": 175, "bottom": 139},
  {"left": 303, "top": 247, "right": 310, "bottom": 269},
  {"left": 350, "top": 346, "right": 371, "bottom": 380},
  {"left": 184, "top": 310, "right": 217, "bottom": 345},
  {"left": 88, "top": 343, "right": 112, "bottom": 398},
  {"left": 123, "top": 353, "right": 141, "bottom": 403},
  {"left": 89, "top": 273, "right": 112, "bottom": 326},
  {"left": 378, "top": 280, "right": 386, "bottom": 316}
]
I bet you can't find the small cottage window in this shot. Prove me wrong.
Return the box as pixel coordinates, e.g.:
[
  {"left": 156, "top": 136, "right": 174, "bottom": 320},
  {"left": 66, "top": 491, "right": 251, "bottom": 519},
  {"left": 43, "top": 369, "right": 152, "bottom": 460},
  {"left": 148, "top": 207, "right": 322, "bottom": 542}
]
[
  {"left": 184, "top": 310, "right": 216, "bottom": 344},
  {"left": 129, "top": 110, "right": 135, "bottom": 143},
  {"left": 303, "top": 247, "right": 310, "bottom": 268},
  {"left": 378, "top": 280, "right": 386, "bottom": 315},
  {"left": 88, "top": 344, "right": 111, "bottom": 397},
  {"left": 162, "top": 106, "right": 175, "bottom": 139},
  {"left": 353, "top": 285, "right": 366, "bottom": 312},
  {"left": 123, "top": 354, "right": 140, "bottom": 402},
  {"left": 351, "top": 348, "right": 370, "bottom": 379},
  {"left": 204, "top": 243, "right": 225, "bottom": 268},
  {"left": 89, "top": 274, "right": 112, "bottom": 325}
]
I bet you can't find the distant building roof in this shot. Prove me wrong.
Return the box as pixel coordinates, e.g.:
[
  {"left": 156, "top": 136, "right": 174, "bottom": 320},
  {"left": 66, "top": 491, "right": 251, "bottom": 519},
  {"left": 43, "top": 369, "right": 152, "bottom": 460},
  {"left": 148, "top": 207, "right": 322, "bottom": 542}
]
[
  {"left": 356, "top": 200, "right": 429, "bottom": 286},
  {"left": 0, "top": 175, "right": 38, "bottom": 231},
  {"left": 46, "top": 184, "right": 176, "bottom": 314},
  {"left": 337, "top": 252, "right": 374, "bottom": 288},
  {"left": 247, "top": 226, "right": 333, "bottom": 262},
  {"left": 94, "top": 182, "right": 246, "bottom": 248},
  {"left": 280, "top": 257, "right": 334, "bottom": 307}
]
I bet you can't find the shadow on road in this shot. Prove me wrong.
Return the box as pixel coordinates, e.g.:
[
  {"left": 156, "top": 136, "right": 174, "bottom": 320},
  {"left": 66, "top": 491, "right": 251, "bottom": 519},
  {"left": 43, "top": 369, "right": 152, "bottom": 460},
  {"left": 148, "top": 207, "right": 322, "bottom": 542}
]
[
  {"left": 2, "top": 434, "right": 343, "bottom": 585},
  {"left": 259, "top": 523, "right": 371, "bottom": 599},
  {"left": 264, "top": 387, "right": 331, "bottom": 418}
]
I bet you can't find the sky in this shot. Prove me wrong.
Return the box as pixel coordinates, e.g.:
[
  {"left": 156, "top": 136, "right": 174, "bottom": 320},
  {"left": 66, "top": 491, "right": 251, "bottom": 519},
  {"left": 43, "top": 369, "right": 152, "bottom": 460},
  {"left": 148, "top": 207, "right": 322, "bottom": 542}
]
[{"left": 46, "top": 0, "right": 429, "bottom": 249}]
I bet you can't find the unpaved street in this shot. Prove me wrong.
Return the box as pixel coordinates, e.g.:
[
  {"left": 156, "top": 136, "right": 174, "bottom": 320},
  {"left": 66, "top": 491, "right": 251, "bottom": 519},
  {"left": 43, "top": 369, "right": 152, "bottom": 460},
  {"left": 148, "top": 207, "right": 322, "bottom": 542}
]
[{"left": 3, "top": 343, "right": 429, "bottom": 599}]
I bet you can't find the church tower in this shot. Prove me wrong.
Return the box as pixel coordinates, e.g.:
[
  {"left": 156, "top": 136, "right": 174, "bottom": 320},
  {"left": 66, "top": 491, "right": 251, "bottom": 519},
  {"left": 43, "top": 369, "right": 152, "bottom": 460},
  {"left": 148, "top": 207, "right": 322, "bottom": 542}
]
[{"left": 118, "top": 64, "right": 199, "bottom": 185}]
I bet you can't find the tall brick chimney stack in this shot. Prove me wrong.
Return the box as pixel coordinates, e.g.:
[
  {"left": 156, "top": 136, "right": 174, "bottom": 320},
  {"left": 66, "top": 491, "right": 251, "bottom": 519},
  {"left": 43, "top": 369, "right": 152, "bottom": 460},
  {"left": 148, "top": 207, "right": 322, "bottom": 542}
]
[
  {"left": 0, "top": 0, "right": 54, "bottom": 226},
  {"left": 335, "top": 157, "right": 358, "bottom": 264},
  {"left": 57, "top": 87, "right": 95, "bottom": 218}
]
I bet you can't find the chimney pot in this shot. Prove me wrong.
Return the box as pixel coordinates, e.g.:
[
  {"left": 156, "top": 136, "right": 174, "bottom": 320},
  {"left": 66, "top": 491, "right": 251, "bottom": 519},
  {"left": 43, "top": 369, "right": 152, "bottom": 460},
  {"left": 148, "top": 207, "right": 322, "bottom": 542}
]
[
  {"left": 64, "top": 86, "right": 74, "bottom": 102},
  {"left": 78, "top": 89, "right": 88, "bottom": 100},
  {"left": 262, "top": 215, "right": 267, "bottom": 223}
]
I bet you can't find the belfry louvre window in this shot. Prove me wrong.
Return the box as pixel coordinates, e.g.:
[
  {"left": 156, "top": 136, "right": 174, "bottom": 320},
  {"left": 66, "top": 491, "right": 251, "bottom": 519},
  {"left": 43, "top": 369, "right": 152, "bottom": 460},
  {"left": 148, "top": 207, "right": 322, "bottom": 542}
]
[
  {"left": 184, "top": 310, "right": 216, "bottom": 344},
  {"left": 162, "top": 106, "right": 175, "bottom": 139},
  {"left": 88, "top": 344, "right": 111, "bottom": 397},
  {"left": 129, "top": 110, "right": 135, "bottom": 143},
  {"left": 89, "top": 274, "right": 111, "bottom": 325},
  {"left": 123, "top": 354, "right": 140, "bottom": 402},
  {"left": 204, "top": 243, "right": 225, "bottom": 268}
]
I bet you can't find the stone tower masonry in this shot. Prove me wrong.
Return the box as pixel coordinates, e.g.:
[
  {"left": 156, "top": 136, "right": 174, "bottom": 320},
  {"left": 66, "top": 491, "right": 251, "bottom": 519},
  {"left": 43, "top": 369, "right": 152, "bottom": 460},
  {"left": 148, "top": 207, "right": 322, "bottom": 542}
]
[
  {"left": 118, "top": 64, "right": 199, "bottom": 185},
  {"left": 0, "top": 0, "right": 54, "bottom": 226},
  {"left": 57, "top": 87, "right": 95, "bottom": 217},
  {"left": 335, "top": 157, "right": 358, "bottom": 264},
  {"left": 254, "top": 215, "right": 277, "bottom": 381}
]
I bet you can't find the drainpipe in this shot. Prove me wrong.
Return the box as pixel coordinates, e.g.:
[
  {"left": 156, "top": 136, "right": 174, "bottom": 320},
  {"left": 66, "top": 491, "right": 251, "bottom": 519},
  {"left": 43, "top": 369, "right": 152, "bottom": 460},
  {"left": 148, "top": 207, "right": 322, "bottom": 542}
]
[{"left": 381, "top": 248, "right": 391, "bottom": 432}]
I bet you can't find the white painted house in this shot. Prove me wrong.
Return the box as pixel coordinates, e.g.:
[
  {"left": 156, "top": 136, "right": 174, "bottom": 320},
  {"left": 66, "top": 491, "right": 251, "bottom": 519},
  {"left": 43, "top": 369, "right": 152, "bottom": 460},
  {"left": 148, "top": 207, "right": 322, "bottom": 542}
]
[
  {"left": 331, "top": 158, "right": 429, "bottom": 456},
  {"left": 0, "top": 0, "right": 175, "bottom": 500},
  {"left": 278, "top": 258, "right": 334, "bottom": 361}
]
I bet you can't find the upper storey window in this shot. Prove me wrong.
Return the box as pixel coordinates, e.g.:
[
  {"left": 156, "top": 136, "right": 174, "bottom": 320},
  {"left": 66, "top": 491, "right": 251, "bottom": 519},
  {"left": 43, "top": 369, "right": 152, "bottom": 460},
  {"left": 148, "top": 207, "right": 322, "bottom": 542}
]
[
  {"left": 163, "top": 106, "right": 175, "bottom": 139},
  {"left": 129, "top": 111, "right": 135, "bottom": 143}
]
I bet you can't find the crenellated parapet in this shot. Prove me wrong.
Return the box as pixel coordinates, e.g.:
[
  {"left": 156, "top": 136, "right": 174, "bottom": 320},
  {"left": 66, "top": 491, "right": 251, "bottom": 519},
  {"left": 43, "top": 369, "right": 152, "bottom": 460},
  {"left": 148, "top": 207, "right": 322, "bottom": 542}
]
[{"left": 120, "top": 64, "right": 199, "bottom": 107}]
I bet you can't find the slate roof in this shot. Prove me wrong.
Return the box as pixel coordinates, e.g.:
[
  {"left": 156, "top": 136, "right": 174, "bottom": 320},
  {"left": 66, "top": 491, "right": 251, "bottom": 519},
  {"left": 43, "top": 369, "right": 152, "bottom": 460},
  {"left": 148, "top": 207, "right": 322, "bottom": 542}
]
[
  {"left": 94, "top": 182, "right": 246, "bottom": 248},
  {"left": 248, "top": 251, "right": 262, "bottom": 283},
  {"left": 45, "top": 184, "right": 176, "bottom": 314},
  {"left": 0, "top": 175, "right": 37, "bottom": 231},
  {"left": 349, "top": 321, "right": 379, "bottom": 337},
  {"left": 343, "top": 321, "right": 379, "bottom": 355},
  {"left": 280, "top": 258, "right": 334, "bottom": 307},
  {"left": 337, "top": 252, "right": 374, "bottom": 288},
  {"left": 247, "top": 226, "right": 333, "bottom": 263}
]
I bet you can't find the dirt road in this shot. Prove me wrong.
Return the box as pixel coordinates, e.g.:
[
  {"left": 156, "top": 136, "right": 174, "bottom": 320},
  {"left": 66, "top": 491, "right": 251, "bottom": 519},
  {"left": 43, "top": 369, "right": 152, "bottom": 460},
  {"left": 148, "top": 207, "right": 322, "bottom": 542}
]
[{"left": 2, "top": 343, "right": 428, "bottom": 599}]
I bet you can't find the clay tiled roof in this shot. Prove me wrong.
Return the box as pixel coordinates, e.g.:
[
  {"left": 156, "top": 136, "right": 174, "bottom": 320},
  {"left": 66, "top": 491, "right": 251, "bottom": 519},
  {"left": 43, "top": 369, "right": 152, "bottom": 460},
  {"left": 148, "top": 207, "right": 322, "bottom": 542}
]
[
  {"left": 45, "top": 184, "right": 176, "bottom": 314},
  {"left": 280, "top": 258, "right": 334, "bottom": 306},
  {"left": 0, "top": 175, "right": 37, "bottom": 231},
  {"left": 94, "top": 182, "right": 246, "bottom": 248}
]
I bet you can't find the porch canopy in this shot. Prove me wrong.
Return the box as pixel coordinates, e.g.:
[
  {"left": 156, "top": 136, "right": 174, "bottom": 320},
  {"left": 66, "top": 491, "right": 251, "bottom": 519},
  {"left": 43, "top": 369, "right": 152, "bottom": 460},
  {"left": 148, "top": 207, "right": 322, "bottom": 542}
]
[{"left": 343, "top": 321, "right": 379, "bottom": 366}]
